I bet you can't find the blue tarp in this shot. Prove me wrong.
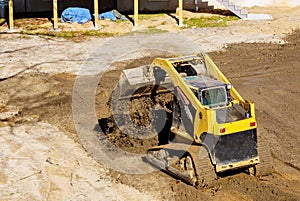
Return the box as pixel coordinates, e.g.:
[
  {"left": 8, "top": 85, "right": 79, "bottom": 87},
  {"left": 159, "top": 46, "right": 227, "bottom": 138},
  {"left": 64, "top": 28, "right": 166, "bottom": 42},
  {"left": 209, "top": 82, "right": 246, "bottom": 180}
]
[
  {"left": 61, "top": 7, "right": 92, "bottom": 24},
  {"left": 99, "top": 10, "right": 128, "bottom": 21}
]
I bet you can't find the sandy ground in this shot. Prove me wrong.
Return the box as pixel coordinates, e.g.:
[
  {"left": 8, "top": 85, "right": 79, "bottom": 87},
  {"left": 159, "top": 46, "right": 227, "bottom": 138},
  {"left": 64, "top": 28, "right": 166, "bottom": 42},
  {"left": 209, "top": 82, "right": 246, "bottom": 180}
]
[
  {"left": 0, "top": 6, "right": 299, "bottom": 201},
  {"left": 0, "top": 123, "right": 156, "bottom": 200}
]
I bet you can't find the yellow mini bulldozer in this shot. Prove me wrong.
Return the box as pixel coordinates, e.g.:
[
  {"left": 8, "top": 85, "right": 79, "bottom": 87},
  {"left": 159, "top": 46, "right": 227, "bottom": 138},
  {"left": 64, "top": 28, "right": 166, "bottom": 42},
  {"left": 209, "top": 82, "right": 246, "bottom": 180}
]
[{"left": 113, "top": 54, "right": 272, "bottom": 187}]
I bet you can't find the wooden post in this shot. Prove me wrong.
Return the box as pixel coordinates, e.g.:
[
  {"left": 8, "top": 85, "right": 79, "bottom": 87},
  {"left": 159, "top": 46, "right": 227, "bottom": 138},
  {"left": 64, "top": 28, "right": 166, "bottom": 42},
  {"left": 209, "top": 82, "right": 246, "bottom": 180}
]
[
  {"left": 134, "top": 0, "right": 138, "bottom": 27},
  {"left": 94, "top": 0, "right": 99, "bottom": 28},
  {"left": 53, "top": 0, "right": 58, "bottom": 29},
  {"left": 8, "top": 0, "right": 13, "bottom": 30},
  {"left": 178, "top": 0, "right": 183, "bottom": 27}
]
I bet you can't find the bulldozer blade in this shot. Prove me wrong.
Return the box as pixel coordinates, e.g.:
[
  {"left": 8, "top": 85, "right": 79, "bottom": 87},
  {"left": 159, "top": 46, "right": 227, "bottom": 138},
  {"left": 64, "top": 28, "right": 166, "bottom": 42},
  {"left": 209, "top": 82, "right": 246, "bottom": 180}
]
[
  {"left": 116, "top": 65, "right": 172, "bottom": 99},
  {"left": 146, "top": 152, "right": 167, "bottom": 170},
  {"left": 117, "top": 65, "right": 154, "bottom": 99}
]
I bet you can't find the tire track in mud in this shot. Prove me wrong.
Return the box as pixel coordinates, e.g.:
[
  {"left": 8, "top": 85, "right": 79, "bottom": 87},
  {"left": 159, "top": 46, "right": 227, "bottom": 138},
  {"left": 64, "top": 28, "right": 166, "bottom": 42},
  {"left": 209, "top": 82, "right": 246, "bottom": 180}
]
[
  {"left": 1, "top": 30, "right": 299, "bottom": 200},
  {"left": 208, "top": 30, "right": 300, "bottom": 200},
  {"left": 93, "top": 30, "right": 300, "bottom": 200}
]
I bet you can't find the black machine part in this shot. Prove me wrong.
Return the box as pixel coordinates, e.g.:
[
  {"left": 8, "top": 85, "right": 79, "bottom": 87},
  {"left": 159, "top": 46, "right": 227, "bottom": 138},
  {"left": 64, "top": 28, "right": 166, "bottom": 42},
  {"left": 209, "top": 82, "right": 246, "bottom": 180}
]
[{"left": 200, "top": 129, "right": 258, "bottom": 167}]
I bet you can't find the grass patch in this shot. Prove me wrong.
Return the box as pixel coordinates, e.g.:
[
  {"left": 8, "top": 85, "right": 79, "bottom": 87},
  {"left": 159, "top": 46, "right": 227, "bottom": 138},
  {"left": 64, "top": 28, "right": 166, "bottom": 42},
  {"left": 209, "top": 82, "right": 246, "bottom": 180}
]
[
  {"left": 24, "top": 24, "right": 40, "bottom": 31},
  {"left": 137, "top": 13, "right": 166, "bottom": 20},
  {"left": 14, "top": 18, "right": 117, "bottom": 41},
  {"left": 129, "top": 27, "right": 168, "bottom": 35},
  {"left": 183, "top": 16, "right": 238, "bottom": 28},
  {"left": 21, "top": 30, "right": 116, "bottom": 41},
  {"left": 160, "top": 21, "right": 167, "bottom": 26},
  {"left": 82, "top": 30, "right": 116, "bottom": 37},
  {"left": 147, "top": 25, "right": 156, "bottom": 29},
  {"left": 146, "top": 28, "right": 168, "bottom": 34}
]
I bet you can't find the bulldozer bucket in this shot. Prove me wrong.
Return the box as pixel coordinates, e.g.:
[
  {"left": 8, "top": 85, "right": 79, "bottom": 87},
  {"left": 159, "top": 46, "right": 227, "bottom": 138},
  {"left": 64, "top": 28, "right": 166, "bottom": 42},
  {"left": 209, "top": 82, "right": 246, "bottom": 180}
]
[
  {"left": 117, "top": 65, "right": 155, "bottom": 99},
  {"left": 116, "top": 65, "right": 173, "bottom": 100}
]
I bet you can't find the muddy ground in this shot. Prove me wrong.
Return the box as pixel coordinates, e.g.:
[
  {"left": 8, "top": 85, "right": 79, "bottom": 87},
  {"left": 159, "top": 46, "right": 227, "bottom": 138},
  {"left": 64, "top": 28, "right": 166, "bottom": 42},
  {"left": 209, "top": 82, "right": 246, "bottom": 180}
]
[
  {"left": 96, "top": 30, "right": 300, "bottom": 200},
  {"left": 0, "top": 6, "right": 300, "bottom": 201},
  {"left": 0, "top": 29, "right": 299, "bottom": 200}
]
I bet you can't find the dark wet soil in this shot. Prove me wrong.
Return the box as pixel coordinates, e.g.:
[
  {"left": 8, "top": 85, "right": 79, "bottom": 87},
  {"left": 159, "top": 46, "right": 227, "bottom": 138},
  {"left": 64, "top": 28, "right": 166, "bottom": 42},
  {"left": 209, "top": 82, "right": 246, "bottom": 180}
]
[{"left": 1, "top": 30, "right": 299, "bottom": 201}]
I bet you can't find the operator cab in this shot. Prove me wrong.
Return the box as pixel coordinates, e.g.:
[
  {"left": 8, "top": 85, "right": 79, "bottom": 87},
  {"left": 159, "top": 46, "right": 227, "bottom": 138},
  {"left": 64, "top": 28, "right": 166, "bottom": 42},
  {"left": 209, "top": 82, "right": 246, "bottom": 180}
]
[
  {"left": 172, "top": 56, "right": 207, "bottom": 77},
  {"left": 182, "top": 75, "right": 249, "bottom": 123},
  {"left": 183, "top": 76, "right": 231, "bottom": 108},
  {"left": 170, "top": 57, "right": 231, "bottom": 108},
  {"left": 201, "top": 86, "right": 228, "bottom": 107}
]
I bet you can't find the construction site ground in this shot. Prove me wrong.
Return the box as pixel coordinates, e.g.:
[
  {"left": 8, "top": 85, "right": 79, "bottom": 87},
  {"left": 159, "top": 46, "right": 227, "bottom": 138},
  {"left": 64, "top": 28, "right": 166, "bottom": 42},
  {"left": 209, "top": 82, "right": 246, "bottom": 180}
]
[{"left": 0, "top": 6, "right": 299, "bottom": 200}]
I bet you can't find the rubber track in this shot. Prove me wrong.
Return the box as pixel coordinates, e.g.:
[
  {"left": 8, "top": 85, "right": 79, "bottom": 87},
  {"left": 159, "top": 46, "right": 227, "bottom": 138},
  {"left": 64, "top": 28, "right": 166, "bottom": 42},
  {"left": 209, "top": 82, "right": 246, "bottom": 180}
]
[
  {"left": 188, "top": 145, "right": 217, "bottom": 188},
  {"left": 148, "top": 143, "right": 217, "bottom": 187},
  {"left": 256, "top": 135, "right": 273, "bottom": 176}
]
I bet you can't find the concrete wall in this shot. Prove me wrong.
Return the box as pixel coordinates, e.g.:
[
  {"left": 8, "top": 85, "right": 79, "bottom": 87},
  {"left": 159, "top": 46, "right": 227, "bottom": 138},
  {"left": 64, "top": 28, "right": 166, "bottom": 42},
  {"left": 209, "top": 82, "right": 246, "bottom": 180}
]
[
  {"left": 208, "top": 0, "right": 300, "bottom": 9},
  {"left": 117, "top": 0, "right": 178, "bottom": 12},
  {"left": 240, "top": 0, "right": 300, "bottom": 7},
  {"left": 26, "top": 0, "right": 53, "bottom": 12},
  {"left": 13, "top": 0, "right": 25, "bottom": 13},
  {"left": 13, "top": 0, "right": 116, "bottom": 13},
  {"left": 12, "top": 0, "right": 300, "bottom": 13},
  {"left": 118, "top": 0, "right": 300, "bottom": 12}
]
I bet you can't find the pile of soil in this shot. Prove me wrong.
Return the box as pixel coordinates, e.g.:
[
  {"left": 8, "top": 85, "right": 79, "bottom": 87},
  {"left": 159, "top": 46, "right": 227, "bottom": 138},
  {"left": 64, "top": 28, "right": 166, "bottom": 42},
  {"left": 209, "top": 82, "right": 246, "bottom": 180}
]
[{"left": 96, "top": 55, "right": 174, "bottom": 153}]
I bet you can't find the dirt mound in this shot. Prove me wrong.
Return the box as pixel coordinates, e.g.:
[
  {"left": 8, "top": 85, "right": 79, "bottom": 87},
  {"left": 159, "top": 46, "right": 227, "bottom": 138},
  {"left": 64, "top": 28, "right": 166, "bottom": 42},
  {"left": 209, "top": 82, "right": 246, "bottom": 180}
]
[{"left": 96, "top": 55, "right": 174, "bottom": 154}]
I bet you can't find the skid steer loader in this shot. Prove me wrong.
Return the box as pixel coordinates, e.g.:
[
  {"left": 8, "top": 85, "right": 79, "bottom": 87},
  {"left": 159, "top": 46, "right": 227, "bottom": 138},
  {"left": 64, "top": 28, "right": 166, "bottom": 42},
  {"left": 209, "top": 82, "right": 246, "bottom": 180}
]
[{"left": 113, "top": 53, "right": 272, "bottom": 187}]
